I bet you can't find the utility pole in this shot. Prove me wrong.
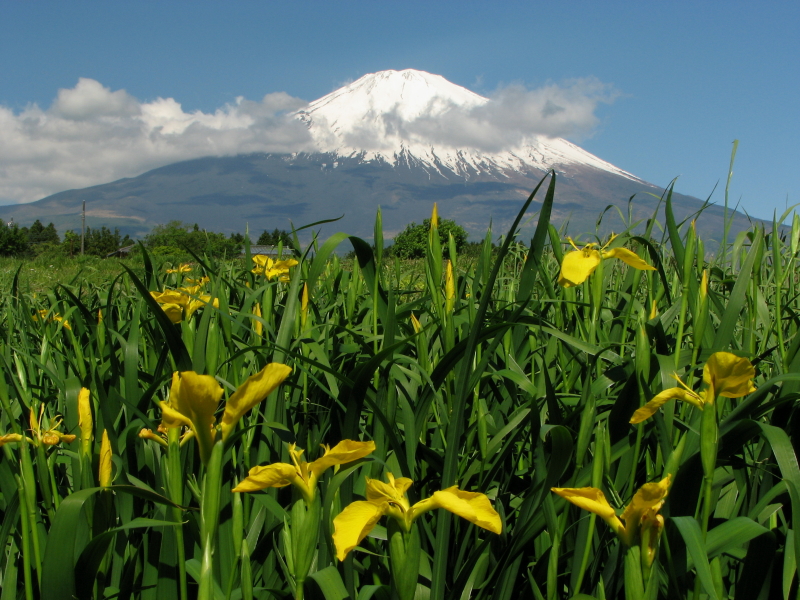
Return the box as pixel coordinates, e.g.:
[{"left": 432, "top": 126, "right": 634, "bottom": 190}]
[{"left": 81, "top": 200, "right": 85, "bottom": 255}]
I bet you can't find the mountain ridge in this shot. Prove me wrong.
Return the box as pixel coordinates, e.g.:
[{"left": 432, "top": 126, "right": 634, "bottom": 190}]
[{"left": 0, "top": 69, "right": 757, "bottom": 244}]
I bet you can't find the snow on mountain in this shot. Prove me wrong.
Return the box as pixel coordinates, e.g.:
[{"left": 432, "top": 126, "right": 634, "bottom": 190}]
[{"left": 295, "top": 69, "right": 641, "bottom": 182}]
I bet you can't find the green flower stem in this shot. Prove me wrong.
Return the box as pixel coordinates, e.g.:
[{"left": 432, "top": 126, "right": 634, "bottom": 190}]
[
  {"left": 35, "top": 444, "right": 56, "bottom": 521},
  {"left": 199, "top": 441, "right": 224, "bottom": 600},
  {"left": 18, "top": 442, "right": 43, "bottom": 590},
  {"left": 289, "top": 496, "right": 321, "bottom": 600},
  {"left": 167, "top": 428, "right": 188, "bottom": 600},
  {"left": 699, "top": 401, "right": 718, "bottom": 538},
  {"left": 15, "top": 472, "right": 35, "bottom": 600},
  {"left": 388, "top": 519, "right": 421, "bottom": 600}
]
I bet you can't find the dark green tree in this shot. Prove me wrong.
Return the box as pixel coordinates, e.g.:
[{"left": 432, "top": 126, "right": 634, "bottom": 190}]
[
  {"left": 257, "top": 228, "right": 292, "bottom": 246},
  {"left": 143, "top": 221, "right": 242, "bottom": 258},
  {"left": 391, "top": 218, "right": 468, "bottom": 259},
  {"left": 0, "top": 222, "right": 30, "bottom": 256},
  {"left": 23, "top": 220, "right": 60, "bottom": 245},
  {"left": 83, "top": 226, "right": 133, "bottom": 257}
]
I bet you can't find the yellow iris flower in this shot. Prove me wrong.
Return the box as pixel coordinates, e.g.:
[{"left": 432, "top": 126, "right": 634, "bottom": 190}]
[
  {"left": 552, "top": 476, "right": 670, "bottom": 547},
  {"left": 150, "top": 288, "right": 219, "bottom": 324},
  {"left": 32, "top": 309, "right": 71, "bottom": 330},
  {"left": 232, "top": 440, "right": 376, "bottom": 504},
  {"left": 26, "top": 406, "right": 77, "bottom": 446},
  {"left": 630, "top": 352, "right": 756, "bottom": 424},
  {"left": 333, "top": 472, "right": 502, "bottom": 561},
  {"left": 558, "top": 235, "right": 655, "bottom": 287},
  {"left": 159, "top": 364, "right": 292, "bottom": 463},
  {"left": 166, "top": 263, "right": 192, "bottom": 274},
  {"left": 251, "top": 255, "right": 299, "bottom": 281}
]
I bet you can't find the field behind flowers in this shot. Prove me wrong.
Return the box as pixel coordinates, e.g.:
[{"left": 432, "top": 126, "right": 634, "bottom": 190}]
[{"left": 1, "top": 172, "right": 800, "bottom": 600}]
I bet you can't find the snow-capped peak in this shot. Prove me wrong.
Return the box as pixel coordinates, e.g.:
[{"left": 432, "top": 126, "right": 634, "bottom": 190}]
[{"left": 296, "top": 69, "right": 639, "bottom": 181}]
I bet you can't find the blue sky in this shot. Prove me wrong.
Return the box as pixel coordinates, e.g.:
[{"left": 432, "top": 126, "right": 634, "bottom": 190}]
[{"left": 1, "top": 0, "right": 798, "bottom": 222}]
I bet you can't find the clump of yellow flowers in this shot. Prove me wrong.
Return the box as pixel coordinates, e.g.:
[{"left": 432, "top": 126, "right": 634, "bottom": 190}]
[{"left": 251, "top": 255, "right": 298, "bottom": 281}]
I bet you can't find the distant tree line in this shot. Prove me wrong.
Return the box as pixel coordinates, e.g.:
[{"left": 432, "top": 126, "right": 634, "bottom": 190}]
[
  {"left": 0, "top": 219, "right": 133, "bottom": 258},
  {"left": 0, "top": 215, "right": 482, "bottom": 260}
]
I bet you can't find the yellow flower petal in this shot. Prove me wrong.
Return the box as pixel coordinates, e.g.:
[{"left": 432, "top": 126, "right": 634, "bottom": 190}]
[
  {"left": 0, "top": 433, "right": 24, "bottom": 446},
  {"left": 161, "top": 371, "right": 223, "bottom": 463},
  {"left": 232, "top": 462, "right": 298, "bottom": 492},
  {"left": 602, "top": 247, "right": 656, "bottom": 271},
  {"left": 160, "top": 303, "right": 184, "bottom": 323},
  {"left": 308, "top": 439, "right": 376, "bottom": 480},
  {"left": 621, "top": 476, "right": 670, "bottom": 531},
  {"left": 333, "top": 500, "right": 389, "bottom": 560},
  {"left": 551, "top": 486, "right": 617, "bottom": 521},
  {"left": 704, "top": 352, "right": 756, "bottom": 398},
  {"left": 558, "top": 248, "right": 601, "bottom": 287},
  {"left": 416, "top": 486, "right": 502, "bottom": 534},
  {"left": 630, "top": 386, "right": 704, "bottom": 424},
  {"left": 220, "top": 364, "right": 293, "bottom": 440},
  {"left": 552, "top": 485, "right": 627, "bottom": 539},
  {"left": 365, "top": 472, "right": 413, "bottom": 505},
  {"left": 99, "top": 429, "right": 113, "bottom": 487}
]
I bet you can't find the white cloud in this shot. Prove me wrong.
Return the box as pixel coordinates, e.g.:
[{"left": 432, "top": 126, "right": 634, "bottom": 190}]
[
  {"left": 397, "top": 78, "right": 618, "bottom": 152},
  {"left": 0, "top": 79, "right": 313, "bottom": 204},
  {"left": 0, "top": 76, "right": 616, "bottom": 205}
]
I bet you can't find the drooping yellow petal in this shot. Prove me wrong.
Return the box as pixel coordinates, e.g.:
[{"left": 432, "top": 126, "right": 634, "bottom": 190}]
[
  {"left": 410, "top": 313, "right": 422, "bottom": 334},
  {"left": 551, "top": 486, "right": 618, "bottom": 522},
  {"left": 333, "top": 500, "right": 389, "bottom": 560},
  {"left": 160, "top": 303, "right": 184, "bottom": 324},
  {"left": 220, "top": 364, "right": 293, "bottom": 440},
  {"left": 558, "top": 248, "right": 602, "bottom": 287},
  {"left": 159, "top": 401, "right": 194, "bottom": 430},
  {"left": 99, "top": 429, "right": 113, "bottom": 487},
  {"left": 629, "top": 386, "right": 705, "bottom": 424},
  {"left": 602, "top": 247, "right": 656, "bottom": 272},
  {"left": 232, "top": 462, "right": 298, "bottom": 492},
  {"left": 0, "top": 433, "right": 24, "bottom": 446},
  {"left": 703, "top": 352, "right": 756, "bottom": 399},
  {"left": 414, "top": 486, "right": 502, "bottom": 534},
  {"left": 621, "top": 476, "right": 670, "bottom": 538},
  {"left": 78, "top": 387, "right": 93, "bottom": 449},
  {"left": 308, "top": 439, "right": 376, "bottom": 480},
  {"left": 161, "top": 371, "right": 223, "bottom": 463},
  {"left": 273, "top": 259, "right": 298, "bottom": 271},
  {"left": 138, "top": 428, "right": 169, "bottom": 447},
  {"left": 155, "top": 291, "right": 189, "bottom": 306}
]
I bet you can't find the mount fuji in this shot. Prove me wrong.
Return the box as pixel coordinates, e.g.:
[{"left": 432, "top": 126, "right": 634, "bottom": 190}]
[{"left": 1, "top": 69, "right": 753, "bottom": 242}]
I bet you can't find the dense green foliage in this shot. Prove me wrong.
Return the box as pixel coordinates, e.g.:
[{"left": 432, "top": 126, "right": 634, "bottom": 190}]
[
  {"left": 391, "top": 217, "right": 468, "bottom": 258},
  {"left": 0, "top": 221, "right": 30, "bottom": 256},
  {"left": 1, "top": 172, "right": 800, "bottom": 600},
  {"left": 21, "top": 219, "right": 60, "bottom": 246},
  {"left": 143, "top": 220, "right": 243, "bottom": 258},
  {"left": 257, "top": 227, "right": 293, "bottom": 246}
]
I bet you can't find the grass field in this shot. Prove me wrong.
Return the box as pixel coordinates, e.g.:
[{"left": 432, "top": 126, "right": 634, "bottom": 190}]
[{"left": 1, "top": 172, "right": 799, "bottom": 600}]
